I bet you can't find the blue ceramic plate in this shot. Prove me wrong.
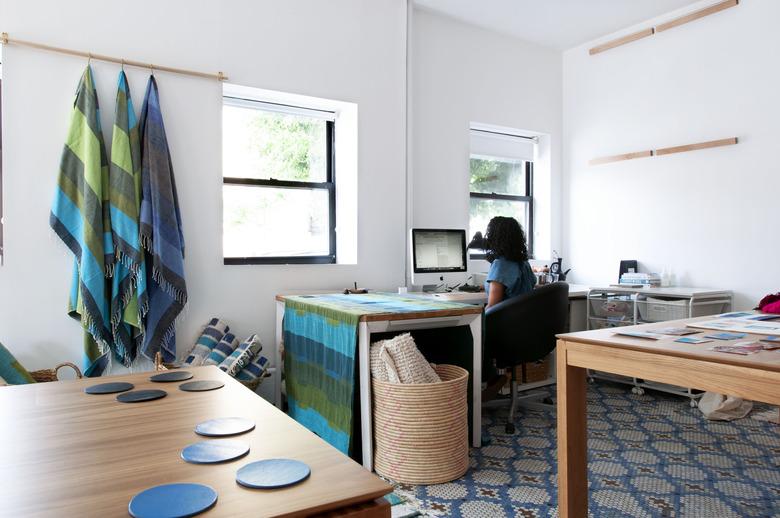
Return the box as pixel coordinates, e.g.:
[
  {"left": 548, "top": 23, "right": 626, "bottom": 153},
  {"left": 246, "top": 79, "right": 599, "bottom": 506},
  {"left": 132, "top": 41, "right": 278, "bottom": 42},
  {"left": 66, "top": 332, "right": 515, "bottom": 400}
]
[
  {"left": 84, "top": 382, "right": 134, "bottom": 395},
  {"left": 178, "top": 380, "right": 224, "bottom": 392},
  {"left": 116, "top": 389, "right": 167, "bottom": 403},
  {"left": 181, "top": 439, "right": 249, "bottom": 464},
  {"left": 194, "top": 417, "right": 255, "bottom": 437},
  {"left": 129, "top": 483, "right": 217, "bottom": 518},
  {"left": 236, "top": 459, "right": 311, "bottom": 489},
  {"left": 150, "top": 371, "right": 194, "bottom": 383}
]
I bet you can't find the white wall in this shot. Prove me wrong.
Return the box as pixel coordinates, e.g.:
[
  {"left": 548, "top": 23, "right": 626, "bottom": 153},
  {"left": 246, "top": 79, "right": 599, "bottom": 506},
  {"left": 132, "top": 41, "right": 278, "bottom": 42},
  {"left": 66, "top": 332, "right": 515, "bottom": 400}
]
[
  {"left": 562, "top": 0, "right": 780, "bottom": 310},
  {"left": 0, "top": 0, "right": 408, "bottom": 370},
  {"left": 410, "top": 8, "right": 563, "bottom": 272}
]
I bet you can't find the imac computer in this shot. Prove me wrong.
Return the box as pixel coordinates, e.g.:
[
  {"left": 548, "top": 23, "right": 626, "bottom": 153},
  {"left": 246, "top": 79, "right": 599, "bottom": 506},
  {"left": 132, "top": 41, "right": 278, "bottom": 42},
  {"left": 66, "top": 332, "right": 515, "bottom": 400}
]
[{"left": 410, "top": 228, "right": 467, "bottom": 290}]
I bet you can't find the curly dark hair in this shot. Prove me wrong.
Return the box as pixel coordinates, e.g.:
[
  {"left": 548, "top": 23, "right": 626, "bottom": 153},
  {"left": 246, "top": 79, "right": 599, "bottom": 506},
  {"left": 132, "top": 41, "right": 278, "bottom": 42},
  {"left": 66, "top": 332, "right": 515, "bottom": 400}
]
[{"left": 484, "top": 216, "right": 529, "bottom": 263}]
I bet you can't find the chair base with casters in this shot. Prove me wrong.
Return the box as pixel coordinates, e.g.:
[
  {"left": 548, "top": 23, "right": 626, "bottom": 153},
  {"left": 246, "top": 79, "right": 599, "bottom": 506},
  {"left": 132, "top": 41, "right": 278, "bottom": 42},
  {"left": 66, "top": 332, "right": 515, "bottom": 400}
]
[
  {"left": 484, "top": 282, "right": 570, "bottom": 435},
  {"left": 504, "top": 368, "right": 555, "bottom": 434}
]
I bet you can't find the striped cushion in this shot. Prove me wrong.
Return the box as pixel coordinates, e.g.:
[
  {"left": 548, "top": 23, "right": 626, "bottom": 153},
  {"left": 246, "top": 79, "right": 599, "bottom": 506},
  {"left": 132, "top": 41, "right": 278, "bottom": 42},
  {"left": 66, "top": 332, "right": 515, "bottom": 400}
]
[
  {"left": 203, "top": 333, "right": 239, "bottom": 366},
  {"left": 0, "top": 342, "right": 35, "bottom": 385},
  {"left": 183, "top": 318, "right": 229, "bottom": 367},
  {"left": 218, "top": 334, "right": 262, "bottom": 377},
  {"left": 236, "top": 353, "right": 269, "bottom": 382}
]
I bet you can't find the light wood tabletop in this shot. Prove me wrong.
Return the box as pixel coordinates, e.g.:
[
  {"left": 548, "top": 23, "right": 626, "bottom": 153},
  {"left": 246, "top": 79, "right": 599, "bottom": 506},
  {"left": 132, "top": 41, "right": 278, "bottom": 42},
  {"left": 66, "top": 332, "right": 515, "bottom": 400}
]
[
  {"left": 555, "top": 315, "right": 780, "bottom": 518},
  {"left": 0, "top": 366, "right": 391, "bottom": 517}
]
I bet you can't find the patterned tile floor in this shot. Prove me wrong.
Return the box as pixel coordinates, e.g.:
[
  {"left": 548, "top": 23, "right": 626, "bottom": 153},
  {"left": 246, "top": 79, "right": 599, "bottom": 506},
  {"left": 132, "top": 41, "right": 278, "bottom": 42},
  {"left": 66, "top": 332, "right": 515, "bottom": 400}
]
[{"left": 393, "top": 383, "right": 780, "bottom": 518}]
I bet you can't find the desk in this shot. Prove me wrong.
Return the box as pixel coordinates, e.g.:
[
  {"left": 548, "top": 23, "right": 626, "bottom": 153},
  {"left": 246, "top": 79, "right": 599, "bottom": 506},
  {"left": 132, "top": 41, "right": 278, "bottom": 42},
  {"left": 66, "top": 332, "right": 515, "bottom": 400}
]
[
  {"left": 0, "top": 366, "right": 391, "bottom": 517},
  {"left": 275, "top": 293, "right": 482, "bottom": 472},
  {"left": 555, "top": 316, "right": 780, "bottom": 518}
]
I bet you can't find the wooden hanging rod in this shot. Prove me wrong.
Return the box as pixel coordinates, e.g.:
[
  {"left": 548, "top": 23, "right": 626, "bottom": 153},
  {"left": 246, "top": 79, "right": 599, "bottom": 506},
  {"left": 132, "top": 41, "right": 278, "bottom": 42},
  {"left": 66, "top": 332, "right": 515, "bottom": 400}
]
[
  {"left": 589, "top": 137, "right": 738, "bottom": 166},
  {"left": 589, "top": 0, "right": 738, "bottom": 55},
  {"left": 589, "top": 28, "right": 654, "bottom": 56},
  {"left": 0, "top": 32, "right": 228, "bottom": 82}
]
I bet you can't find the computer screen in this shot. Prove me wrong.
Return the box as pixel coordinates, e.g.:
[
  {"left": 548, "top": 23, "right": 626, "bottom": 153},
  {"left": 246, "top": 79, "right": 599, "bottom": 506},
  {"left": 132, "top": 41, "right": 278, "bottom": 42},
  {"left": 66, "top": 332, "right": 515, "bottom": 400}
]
[{"left": 411, "top": 229, "right": 467, "bottom": 273}]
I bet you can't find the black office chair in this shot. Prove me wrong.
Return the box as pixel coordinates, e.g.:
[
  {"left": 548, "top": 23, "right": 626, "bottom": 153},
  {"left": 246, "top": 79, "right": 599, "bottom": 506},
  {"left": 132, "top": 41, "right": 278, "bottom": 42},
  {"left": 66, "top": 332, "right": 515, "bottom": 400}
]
[{"left": 484, "top": 282, "right": 569, "bottom": 434}]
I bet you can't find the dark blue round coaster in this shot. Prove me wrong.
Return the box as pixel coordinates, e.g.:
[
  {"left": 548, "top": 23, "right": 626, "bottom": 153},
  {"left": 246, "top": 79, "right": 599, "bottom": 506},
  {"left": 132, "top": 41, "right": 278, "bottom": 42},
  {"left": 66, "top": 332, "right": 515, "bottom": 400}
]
[
  {"left": 84, "top": 382, "right": 134, "bottom": 395},
  {"left": 116, "top": 389, "right": 167, "bottom": 403},
  {"left": 195, "top": 417, "right": 255, "bottom": 437},
  {"left": 181, "top": 439, "right": 249, "bottom": 464},
  {"left": 236, "top": 459, "right": 311, "bottom": 489},
  {"left": 150, "top": 371, "right": 193, "bottom": 383},
  {"left": 128, "top": 483, "right": 217, "bottom": 518},
  {"left": 178, "top": 380, "right": 224, "bottom": 392}
]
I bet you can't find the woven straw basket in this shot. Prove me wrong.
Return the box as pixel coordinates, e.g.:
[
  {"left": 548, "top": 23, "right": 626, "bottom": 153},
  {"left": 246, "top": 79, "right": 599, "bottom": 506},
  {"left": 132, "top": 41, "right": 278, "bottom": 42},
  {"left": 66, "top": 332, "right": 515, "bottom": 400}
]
[{"left": 372, "top": 364, "right": 469, "bottom": 484}]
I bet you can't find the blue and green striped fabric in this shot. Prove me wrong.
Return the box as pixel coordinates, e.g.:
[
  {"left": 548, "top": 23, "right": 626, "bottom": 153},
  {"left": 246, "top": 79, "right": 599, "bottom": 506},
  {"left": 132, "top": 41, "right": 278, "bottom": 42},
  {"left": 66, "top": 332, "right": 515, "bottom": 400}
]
[
  {"left": 49, "top": 65, "right": 112, "bottom": 376},
  {"left": 203, "top": 333, "right": 239, "bottom": 366},
  {"left": 0, "top": 342, "right": 35, "bottom": 385},
  {"left": 108, "top": 70, "right": 147, "bottom": 366},
  {"left": 219, "top": 334, "right": 262, "bottom": 377},
  {"left": 236, "top": 353, "right": 269, "bottom": 382},
  {"left": 183, "top": 318, "right": 229, "bottom": 367},
  {"left": 138, "top": 76, "right": 187, "bottom": 362},
  {"left": 283, "top": 292, "right": 471, "bottom": 456}
]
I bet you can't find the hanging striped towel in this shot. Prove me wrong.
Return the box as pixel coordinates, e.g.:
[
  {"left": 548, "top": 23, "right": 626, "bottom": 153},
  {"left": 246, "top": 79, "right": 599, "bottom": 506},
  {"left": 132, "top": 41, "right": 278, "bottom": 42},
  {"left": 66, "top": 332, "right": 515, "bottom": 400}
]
[
  {"left": 236, "top": 353, "right": 269, "bottom": 382},
  {"left": 108, "top": 70, "right": 147, "bottom": 366},
  {"left": 138, "top": 75, "right": 187, "bottom": 362},
  {"left": 203, "top": 333, "right": 239, "bottom": 366},
  {"left": 50, "top": 65, "right": 112, "bottom": 376},
  {"left": 183, "top": 318, "right": 229, "bottom": 367},
  {"left": 219, "top": 334, "right": 262, "bottom": 377}
]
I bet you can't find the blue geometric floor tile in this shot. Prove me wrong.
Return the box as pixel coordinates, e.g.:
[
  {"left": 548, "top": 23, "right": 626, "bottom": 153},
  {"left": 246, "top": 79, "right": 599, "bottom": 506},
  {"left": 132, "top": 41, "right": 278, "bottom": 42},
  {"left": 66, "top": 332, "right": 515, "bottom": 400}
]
[{"left": 392, "top": 383, "right": 779, "bottom": 518}]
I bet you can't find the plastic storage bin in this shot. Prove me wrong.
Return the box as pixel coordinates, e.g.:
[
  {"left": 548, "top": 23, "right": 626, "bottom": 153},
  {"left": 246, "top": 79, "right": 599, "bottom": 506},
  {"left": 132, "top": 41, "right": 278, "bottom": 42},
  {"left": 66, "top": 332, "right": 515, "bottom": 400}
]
[
  {"left": 637, "top": 296, "right": 689, "bottom": 322},
  {"left": 372, "top": 364, "right": 469, "bottom": 485}
]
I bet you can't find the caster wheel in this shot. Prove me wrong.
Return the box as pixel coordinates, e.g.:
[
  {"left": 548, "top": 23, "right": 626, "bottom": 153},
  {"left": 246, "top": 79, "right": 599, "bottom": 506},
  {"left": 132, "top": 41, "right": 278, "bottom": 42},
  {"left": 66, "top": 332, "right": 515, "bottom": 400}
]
[
  {"left": 505, "top": 423, "right": 516, "bottom": 435},
  {"left": 636, "top": 388, "right": 645, "bottom": 396},
  {"left": 690, "top": 400, "right": 698, "bottom": 408},
  {"left": 587, "top": 378, "right": 595, "bottom": 384},
  {"left": 543, "top": 397, "right": 554, "bottom": 405},
  {"left": 631, "top": 387, "right": 638, "bottom": 395}
]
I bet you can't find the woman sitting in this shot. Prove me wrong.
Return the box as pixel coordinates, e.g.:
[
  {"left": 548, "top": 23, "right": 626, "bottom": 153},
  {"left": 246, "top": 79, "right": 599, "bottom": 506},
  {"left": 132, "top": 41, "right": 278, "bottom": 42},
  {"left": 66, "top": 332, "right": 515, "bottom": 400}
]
[
  {"left": 484, "top": 216, "right": 535, "bottom": 308},
  {"left": 481, "top": 216, "right": 535, "bottom": 402}
]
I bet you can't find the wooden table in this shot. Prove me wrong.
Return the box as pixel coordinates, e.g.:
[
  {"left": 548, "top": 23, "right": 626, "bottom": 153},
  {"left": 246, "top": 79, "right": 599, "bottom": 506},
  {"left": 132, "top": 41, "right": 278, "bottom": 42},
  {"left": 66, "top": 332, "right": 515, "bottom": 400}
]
[
  {"left": 555, "top": 316, "right": 780, "bottom": 517},
  {"left": 275, "top": 293, "right": 483, "bottom": 471},
  {"left": 0, "top": 366, "right": 391, "bottom": 517}
]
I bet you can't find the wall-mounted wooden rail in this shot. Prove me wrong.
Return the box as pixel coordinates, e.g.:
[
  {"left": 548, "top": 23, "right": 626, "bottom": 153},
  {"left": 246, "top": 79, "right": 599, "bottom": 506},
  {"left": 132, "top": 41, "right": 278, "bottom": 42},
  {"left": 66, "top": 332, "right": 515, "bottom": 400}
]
[
  {"left": 0, "top": 32, "right": 228, "bottom": 81},
  {"left": 589, "top": 137, "right": 738, "bottom": 166},
  {"left": 589, "top": 0, "right": 738, "bottom": 56},
  {"left": 588, "top": 28, "right": 654, "bottom": 56}
]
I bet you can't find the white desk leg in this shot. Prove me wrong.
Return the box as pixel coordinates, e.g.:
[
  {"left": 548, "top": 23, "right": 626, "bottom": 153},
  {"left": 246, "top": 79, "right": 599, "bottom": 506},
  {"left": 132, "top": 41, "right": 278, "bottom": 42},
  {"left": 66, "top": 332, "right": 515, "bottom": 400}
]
[
  {"left": 274, "top": 300, "right": 285, "bottom": 409},
  {"left": 470, "top": 315, "right": 482, "bottom": 448},
  {"left": 358, "top": 322, "right": 373, "bottom": 471}
]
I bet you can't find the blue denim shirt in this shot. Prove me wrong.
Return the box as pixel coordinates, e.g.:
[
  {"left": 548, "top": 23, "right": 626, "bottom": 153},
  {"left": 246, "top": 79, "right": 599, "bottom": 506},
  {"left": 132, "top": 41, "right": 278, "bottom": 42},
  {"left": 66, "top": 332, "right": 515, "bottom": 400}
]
[{"left": 485, "top": 258, "right": 535, "bottom": 300}]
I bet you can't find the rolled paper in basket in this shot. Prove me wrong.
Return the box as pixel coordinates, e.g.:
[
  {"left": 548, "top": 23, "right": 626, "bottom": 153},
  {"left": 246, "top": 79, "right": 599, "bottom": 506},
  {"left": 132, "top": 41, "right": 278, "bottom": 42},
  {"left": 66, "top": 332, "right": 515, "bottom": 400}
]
[
  {"left": 182, "top": 318, "right": 229, "bottom": 366},
  {"left": 203, "top": 333, "right": 239, "bottom": 366},
  {"left": 219, "top": 334, "right": 262, "bottom": 377},
  {"left": 236, "top": 354, "right": 269, "bottom": 382}
]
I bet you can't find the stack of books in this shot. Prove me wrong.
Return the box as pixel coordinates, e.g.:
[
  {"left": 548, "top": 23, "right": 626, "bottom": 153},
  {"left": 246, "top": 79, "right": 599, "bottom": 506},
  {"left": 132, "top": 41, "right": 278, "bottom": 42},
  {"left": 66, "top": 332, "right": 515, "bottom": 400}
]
[{"left": 618, "top": 272, "right": 661, "bottom": 287}]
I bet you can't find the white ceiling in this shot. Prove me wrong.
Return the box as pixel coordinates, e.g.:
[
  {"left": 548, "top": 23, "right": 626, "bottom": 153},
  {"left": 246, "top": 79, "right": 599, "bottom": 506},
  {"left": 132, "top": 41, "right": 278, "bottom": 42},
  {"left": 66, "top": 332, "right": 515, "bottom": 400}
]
[{"left": 413, "top": 0, "right": 702, "bottom": 50}]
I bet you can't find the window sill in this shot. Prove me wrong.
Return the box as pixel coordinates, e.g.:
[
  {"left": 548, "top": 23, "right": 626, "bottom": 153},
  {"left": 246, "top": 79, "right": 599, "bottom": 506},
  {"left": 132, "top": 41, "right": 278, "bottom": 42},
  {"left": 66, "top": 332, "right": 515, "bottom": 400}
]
[{"left": 224, "top": 256, "right": 336, "bottom": 265}]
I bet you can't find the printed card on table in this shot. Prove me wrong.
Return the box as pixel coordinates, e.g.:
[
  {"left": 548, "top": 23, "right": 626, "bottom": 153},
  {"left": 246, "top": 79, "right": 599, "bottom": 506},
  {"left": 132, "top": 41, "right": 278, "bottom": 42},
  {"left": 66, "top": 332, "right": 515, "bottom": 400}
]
[
  {"left": 674, "top": 337, "right": 712, "bottom": 344},
  {"left": 704, "top": 332, "right": 746, "bottom": 341}
]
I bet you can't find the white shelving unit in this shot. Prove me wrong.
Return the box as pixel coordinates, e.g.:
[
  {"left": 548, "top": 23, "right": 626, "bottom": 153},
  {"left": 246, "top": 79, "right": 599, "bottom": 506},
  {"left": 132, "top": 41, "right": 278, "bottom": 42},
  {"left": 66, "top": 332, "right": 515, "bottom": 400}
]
[{"left": 586, "top": 286, "right": 733, "bottom": 407}]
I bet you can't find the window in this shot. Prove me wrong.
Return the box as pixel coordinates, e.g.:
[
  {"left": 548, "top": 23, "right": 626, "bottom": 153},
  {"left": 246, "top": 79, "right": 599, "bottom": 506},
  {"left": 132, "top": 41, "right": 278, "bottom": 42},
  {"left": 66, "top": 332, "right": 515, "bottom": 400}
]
[
  {"left": 469, "top": 156, "right": 534, "bottom": 257},
  {"left": 1, "top": 50, "right": 4, "bottom": 263},
  {"left": 468, "top": 126, "right": 537, "bottom": 258},
  {"left": 222, "top": 97, "right": 336, "bottom": 264}
]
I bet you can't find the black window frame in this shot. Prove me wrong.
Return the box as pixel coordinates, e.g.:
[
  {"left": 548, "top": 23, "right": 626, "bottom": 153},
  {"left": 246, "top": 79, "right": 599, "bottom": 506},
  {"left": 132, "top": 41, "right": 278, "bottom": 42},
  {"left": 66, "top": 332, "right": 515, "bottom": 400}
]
[
  {"left": 469, "top": 160, "right": 534, "bottom": 260},
  {"left": 222, "top": 106, "right": 337, "bottom": 265}
]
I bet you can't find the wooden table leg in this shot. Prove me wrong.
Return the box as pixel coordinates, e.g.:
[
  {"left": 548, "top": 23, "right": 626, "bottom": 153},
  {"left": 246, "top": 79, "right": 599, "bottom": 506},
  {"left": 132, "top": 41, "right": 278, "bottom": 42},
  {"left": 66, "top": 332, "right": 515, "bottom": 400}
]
[{"left": 556, "top": 339, "right": 588, "bottom": 518}]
